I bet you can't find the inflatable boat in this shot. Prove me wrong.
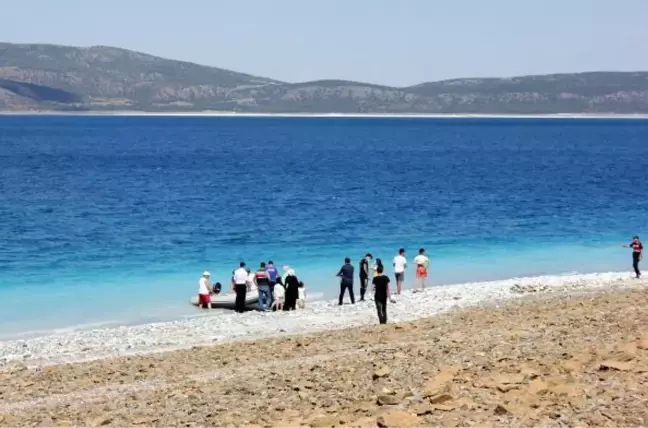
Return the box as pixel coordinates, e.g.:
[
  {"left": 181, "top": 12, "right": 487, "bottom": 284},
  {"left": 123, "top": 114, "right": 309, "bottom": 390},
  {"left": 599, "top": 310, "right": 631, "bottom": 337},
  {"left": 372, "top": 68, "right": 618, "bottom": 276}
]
[{"left": 190, "top": 289, "right": 259, "bottom": 310}]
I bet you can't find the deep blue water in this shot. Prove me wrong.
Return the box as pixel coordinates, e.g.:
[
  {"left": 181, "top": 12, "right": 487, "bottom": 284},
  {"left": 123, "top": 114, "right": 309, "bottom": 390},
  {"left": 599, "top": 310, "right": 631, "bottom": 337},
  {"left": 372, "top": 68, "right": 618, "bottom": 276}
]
[{"left": 0, "top": 116, "right": 646, "bottom": 336}]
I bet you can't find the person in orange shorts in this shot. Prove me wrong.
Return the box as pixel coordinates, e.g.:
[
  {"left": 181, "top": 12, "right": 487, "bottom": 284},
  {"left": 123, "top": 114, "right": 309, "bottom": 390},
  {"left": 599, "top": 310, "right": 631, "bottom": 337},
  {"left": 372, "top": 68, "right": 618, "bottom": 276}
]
[{"left": 413, "top": 248, "right": 430, "bottom": 293}]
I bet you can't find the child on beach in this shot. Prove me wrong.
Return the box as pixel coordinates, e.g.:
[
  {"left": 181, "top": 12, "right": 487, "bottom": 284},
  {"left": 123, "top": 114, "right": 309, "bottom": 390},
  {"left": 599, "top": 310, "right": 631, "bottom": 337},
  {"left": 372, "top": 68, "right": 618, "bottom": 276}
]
[
  {"left": 198, "top": 271, "right": 211, "bottom": 311},
  {"left": 272, "top": 282, "right": 286, "bottom": 311},
  {"left": 297, "top": 281, "right": 306, "bottom": 309}
]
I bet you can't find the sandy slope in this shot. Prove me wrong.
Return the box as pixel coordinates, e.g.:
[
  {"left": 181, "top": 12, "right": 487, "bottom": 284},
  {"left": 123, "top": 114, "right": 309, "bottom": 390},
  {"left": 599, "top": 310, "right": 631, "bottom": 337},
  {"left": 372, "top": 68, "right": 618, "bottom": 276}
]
[{"left": 1, "top": 287, "right": 648, "bottom": 427}]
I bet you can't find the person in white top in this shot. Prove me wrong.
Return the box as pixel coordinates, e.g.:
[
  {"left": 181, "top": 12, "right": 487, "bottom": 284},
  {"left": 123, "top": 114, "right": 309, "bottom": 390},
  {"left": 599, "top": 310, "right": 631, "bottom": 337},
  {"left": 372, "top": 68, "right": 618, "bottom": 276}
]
[
  {"left": 232, "top": 262, "right": 249, "bottom": 313},
  {"left": 272, "top": 282, "right": 286, "bottom": 310},
  {"left": 297, "top": 281, "right": 306, "bottom": 309},
  {"left": 392, "top": 248, "right": 407, "bottom": 295},
  {"left": 198, "top": 271, "right": 211, "bottom": 311},
  {"left": 412, "top": 248, "right": 430, "bottom": 292}
]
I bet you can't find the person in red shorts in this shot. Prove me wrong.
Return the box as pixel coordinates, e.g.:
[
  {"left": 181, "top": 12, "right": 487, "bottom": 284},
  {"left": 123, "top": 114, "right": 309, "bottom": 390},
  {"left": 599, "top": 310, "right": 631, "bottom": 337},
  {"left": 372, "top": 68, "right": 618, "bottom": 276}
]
[
  {"left": 198, "top": 271, "right": 212, "bottom": 311},
  {"left": 413, "top": 248, "right": 430, "bottom": 293}
]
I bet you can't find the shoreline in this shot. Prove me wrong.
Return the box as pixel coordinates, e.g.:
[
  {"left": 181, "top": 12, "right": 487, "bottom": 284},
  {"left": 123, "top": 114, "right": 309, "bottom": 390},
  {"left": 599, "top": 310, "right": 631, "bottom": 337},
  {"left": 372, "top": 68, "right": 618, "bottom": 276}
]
[
  {"left": 0, "top": 270, "right": 643, "bottom": 370},
  {"left": 1, "top": 284, "right": 647, "bottom": 427},
  {"left": 2, "top": 110, "right": 648, "bottom": 119}
]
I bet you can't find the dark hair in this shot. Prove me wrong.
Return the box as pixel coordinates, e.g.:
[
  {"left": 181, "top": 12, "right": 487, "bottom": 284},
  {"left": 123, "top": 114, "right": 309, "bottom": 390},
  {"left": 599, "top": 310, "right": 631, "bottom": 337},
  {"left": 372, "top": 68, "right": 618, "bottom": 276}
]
[
  {"left": 365, "top": 253, "right": 373, "bottom": 259},
  {"left": 298, "top": 281, "right": 304, "bottom": 288},
  {"left": 260, "top": 262, "right": 266, "bottom": 268},
  {"left": 419, "top": 248, "right": 425, "bottom": 254},
  {"left": 268, "top": 260, "right": 274, "bottom": 265},
  {"left": 376, "top": 258, "right": 383, "bottom": 268},
  {"left": 399, "top": 248, "right": 405, "bottom": 254},
  {"left": 633, "top": 236, "right": 640, "bottom": 240},
  {"left": 240, "top": 262, "right": 246, "bottom": 267},
  {"left": 377, "top": 265, "right": 384, "bottom": 274},
  {"left": 345, "top": 257, "right": 351, "bottom": 263}
]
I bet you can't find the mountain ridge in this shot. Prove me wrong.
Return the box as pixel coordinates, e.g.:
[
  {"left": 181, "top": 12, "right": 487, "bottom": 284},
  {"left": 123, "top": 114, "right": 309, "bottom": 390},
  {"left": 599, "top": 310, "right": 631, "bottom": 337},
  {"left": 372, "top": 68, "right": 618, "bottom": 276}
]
[{"left": 1, "top": 42, "right": 647, "bottom": 113}]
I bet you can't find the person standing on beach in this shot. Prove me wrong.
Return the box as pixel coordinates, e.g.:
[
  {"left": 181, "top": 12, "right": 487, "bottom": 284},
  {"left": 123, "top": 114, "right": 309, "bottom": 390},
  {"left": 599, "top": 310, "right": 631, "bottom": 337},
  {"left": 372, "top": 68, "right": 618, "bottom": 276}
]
[
  {"left": 232, "top": 262, "right": 249, "bottom": 313},
  {"left": 413, "top": 248, "right": 430, "bottom": 292},
  {"left": 266, "top": 261, "right": 279, "bottom": 308},
  {"left": 372, "top": 265, "right": 390, "bottom": 324},
  {"left": 338, "top": 257, "right": 356, "bottom": 305},
  {"left": 623, "top": 236, "right": 643, "bottom": 278},
  {"left": 393, "top": 248, "right": 407, "bottom": 295},
  {"left": 198, "top": 271, "right": 212, "bottom": 311},
  {"left": 255, "top": 262, "right": 272, "bottom": 311},
  {"left": 359, "top": 253, "right": 372, "bottom": 301},
  {"left": 283, "top": 266, "right": 300, "bottom": 310}
]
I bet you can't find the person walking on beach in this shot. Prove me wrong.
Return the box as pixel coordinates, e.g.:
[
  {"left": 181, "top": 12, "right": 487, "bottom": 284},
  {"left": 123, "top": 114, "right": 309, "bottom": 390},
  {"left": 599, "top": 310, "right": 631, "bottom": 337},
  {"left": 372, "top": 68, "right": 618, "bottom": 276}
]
[
  {"left": 266, "top": 260, "right": 279, "bottom": 303},
  {"left": 198, "top": 271, "right": 212, "bottom": 311},
  {"left": 623, "top": 236, "right": 643, "bottom": 278},
  {"left": 373, "top": 265, "right": 390, "bottom": 324},
  {"left": 359, "top": 253, "right": 372, "bottom": 301},
  {"left": 232, "top": 262, "right": 249, "bottom": 313},
  {"left": 413, "top": 248, "right": 430, "bottom": 292},
  {"left": 255, "top": 262, "right": 272, "bottom": 311},
  {"left": 338, "top": 257, "right": 356, "bottom": 305},
  {"left": 393, "top": 248, "right": 407, "bottom": 295}
]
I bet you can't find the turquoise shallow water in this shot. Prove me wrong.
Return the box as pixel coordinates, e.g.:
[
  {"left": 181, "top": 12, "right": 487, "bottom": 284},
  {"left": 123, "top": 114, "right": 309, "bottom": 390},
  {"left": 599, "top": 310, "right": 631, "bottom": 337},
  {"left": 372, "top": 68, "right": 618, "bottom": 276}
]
[{"left": 0, "top": 116, "right": 646, "bottom": 337}]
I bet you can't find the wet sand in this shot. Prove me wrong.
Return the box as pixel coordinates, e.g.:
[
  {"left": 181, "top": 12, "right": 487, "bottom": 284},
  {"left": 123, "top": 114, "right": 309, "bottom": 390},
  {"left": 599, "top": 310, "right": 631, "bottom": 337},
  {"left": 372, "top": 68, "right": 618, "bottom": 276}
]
[{"left": 1, "top": 286, "right": 647, "bottom": 427}]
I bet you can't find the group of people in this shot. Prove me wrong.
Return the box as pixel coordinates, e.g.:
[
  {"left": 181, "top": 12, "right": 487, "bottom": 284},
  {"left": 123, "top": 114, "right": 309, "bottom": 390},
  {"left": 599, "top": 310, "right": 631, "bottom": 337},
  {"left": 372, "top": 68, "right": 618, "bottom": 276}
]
[
  {"left": 337, "top": 248, "right": 430, "bottom": 324},
  {"left": 198, "top": 261, "right": 306, "bottom": 313},
  {"left": 196, "top": 237, "right": 643, "bottom": 325}
]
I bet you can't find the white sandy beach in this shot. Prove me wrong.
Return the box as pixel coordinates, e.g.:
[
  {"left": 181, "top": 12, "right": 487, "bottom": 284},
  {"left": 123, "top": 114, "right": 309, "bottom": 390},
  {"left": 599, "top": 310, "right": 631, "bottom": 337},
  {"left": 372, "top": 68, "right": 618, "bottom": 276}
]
[{"left": 0, "top": 271, "right": 644, "bottom": 370}]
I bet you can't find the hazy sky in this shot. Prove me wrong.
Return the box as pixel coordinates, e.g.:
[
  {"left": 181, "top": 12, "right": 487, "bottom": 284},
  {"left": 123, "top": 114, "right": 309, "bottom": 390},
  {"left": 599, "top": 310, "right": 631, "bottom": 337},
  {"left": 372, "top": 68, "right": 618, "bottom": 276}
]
[{"left": 2, "top": 0, "right": 647, "bottom": 86}]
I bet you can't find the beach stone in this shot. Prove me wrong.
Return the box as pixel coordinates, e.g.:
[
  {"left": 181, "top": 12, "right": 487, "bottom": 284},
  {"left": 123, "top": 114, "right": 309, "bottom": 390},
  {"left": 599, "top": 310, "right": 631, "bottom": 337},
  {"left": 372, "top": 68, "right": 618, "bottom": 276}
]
[
  {"left": 428, "top": 393, "right": 454, "bottom": 404},
  {"left": 349, "top": 416, "right": 376, "bottom": 427},
  {"left": 528, "top": 379, "right": 550, "bottom": 395},
  {"left": 599, "top": 360, "right": 633, "bottom": 371},
  {"left": 310, "top": 415, "right": 345, "bottom": 427},
  {"left": 637, "top": 338, "right": 648, "bottom": 350},
  {"left": 373, "top": 366, "right": 391, "bottom": 380},
  {"left": 376, "top": 411, "right": 419, "bottom": 428},
  {"left": 377, "top": 395, "right": 400, "bottom": 406},
  {"left": 89, "top": 416, "right": 113, "bottom": 427}
]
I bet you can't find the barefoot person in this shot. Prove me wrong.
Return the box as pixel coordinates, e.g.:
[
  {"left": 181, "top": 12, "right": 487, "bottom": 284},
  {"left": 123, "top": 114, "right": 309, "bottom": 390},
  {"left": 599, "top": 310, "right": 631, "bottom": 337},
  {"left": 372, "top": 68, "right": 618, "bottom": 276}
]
[
  {"left": 198, "top": 271, "right": 212, "bottom": 311},
  {"left": 372, "top": 265, "right": 390, "bottom": 324},
  {"left": 413, "top": 248, "right": 430, "bottom": 292},
  {"left": 623, "top": 236, "right": 643, "bottom": 278},
  {"left": 337, "top": 257, "right": 355, "bottom": 305},
  {"left": 392, "top": 248, "right": 407, "bottom": 295}
]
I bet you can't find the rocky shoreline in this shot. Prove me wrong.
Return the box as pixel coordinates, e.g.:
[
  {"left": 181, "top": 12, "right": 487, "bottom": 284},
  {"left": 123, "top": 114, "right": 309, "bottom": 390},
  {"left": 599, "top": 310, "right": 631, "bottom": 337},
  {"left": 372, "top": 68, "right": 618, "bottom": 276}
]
[
  {"left": 0, "top": 271, "right": 640, "bottom": 370},
  {"left": 1, "top": 283, "right": 648, "bottom": 427}
]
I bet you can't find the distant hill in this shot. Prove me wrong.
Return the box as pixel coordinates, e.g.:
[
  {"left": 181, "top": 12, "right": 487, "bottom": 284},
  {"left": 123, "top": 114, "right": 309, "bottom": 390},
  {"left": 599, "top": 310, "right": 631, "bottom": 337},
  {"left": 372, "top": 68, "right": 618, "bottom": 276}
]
[{"left": 1, "top": 42, "right": 647, "bottom": 113}]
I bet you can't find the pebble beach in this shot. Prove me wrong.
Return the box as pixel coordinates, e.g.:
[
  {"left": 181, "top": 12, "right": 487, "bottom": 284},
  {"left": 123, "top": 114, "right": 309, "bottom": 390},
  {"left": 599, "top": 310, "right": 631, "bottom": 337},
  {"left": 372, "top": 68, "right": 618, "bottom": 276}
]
[
  {"left": 0, "top": 271, "right": 643, "bottom": 369},
  {"left": 1, "top": 273, "right": 647, "bottom": 427}
]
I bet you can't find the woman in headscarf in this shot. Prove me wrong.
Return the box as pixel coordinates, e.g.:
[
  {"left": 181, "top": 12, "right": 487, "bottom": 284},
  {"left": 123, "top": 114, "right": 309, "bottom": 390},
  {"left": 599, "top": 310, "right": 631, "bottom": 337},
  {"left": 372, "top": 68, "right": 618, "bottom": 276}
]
[{"left": 283, "top": 265, "right": 299, "bottom": 311}]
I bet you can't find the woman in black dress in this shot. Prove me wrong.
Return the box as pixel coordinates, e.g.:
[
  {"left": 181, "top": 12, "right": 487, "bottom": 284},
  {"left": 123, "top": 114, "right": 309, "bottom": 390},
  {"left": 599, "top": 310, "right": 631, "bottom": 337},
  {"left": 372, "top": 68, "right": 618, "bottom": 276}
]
[{"left": 283, "top": 267, "right": 299, "bottom": 311}]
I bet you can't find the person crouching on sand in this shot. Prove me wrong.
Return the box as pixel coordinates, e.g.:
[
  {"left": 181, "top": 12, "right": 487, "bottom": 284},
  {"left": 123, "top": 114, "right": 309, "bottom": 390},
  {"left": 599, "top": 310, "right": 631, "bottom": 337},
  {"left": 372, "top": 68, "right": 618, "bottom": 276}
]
[
  {"left": 198, "top": 271, "right": 212, "bottom": 311},
  {"left": 372, "top": 265, "right": 390, "bottom": 324}
]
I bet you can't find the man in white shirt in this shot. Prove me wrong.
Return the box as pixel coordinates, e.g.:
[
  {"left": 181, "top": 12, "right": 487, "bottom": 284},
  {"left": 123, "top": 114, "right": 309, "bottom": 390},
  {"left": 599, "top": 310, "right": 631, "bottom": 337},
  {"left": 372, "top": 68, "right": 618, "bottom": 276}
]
[
  {"left": 413, "top": 248, "right": 430, "bottom": 293},
  {"left": 198, "top": 271, "right": 212, "bottom": 311},
  {"left": 232, "top": 262, "right": 249, "bottom": 313},
  {"left": 392, "top": 248, "right": 407, "bottom": 295}
]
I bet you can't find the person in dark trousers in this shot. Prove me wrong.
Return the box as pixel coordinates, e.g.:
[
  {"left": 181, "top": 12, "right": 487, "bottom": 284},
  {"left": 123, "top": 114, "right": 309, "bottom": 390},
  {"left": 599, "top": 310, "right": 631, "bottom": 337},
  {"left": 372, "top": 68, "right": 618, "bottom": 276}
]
[
  {"left": 337, "top": 257, "right": 355, "bottom": 305},
  {"left": 623, "top": 236, "right": 643, "bottom": 278},
  {"left": 232, "top": 262, "right": 249, "bottom": 313},
  {"left": 372, "top": 265, "right": 390, "bottom": 324},
  {"left": 255, "top": 262, "right": 272, "bottom": 311},
  {"left": 359, "top": 253, "right": 372, "bottom": 301}
]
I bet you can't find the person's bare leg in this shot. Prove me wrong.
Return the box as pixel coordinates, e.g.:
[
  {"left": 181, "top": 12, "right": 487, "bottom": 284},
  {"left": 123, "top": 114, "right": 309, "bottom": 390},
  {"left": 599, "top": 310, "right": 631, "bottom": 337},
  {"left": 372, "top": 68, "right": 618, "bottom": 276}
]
[
  {"left": 422, "top": 277, "right": 426, "bottom": 291},
  {"left": 397, "top": 278, "right": 402, "bottom": 295}
]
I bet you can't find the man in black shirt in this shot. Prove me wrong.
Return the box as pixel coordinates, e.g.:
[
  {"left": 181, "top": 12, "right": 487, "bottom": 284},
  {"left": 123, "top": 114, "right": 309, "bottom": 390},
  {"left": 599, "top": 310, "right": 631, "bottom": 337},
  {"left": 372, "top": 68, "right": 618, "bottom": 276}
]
[
  {"left": 337, "top": 257, "right": 355, "bottom": 305},
  {"left": 372, "top": 265, "right": 390, "bottom": 324},
  {"left": 359, "top": 253, "right": 372, "bottom": 301}
]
